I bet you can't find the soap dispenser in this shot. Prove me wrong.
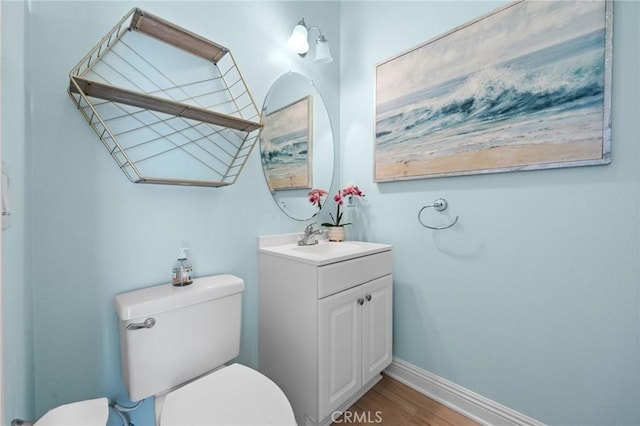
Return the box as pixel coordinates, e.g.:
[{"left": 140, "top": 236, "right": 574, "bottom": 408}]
[{"left": 172, "top": 248, "right": 193, "bottom": 286}]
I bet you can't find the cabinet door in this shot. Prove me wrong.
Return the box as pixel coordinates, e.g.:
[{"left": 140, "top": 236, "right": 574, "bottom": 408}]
[
  {"left": 318, "top": 285, "right": 363, "bottom": 420},
  {"left": 362, "top": 275, "right": 393, "bottom": 385}
]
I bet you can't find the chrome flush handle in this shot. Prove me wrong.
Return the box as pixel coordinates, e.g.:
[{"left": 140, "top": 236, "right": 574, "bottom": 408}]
[{"left": 126, "top": 318, "right": 156, "bottom": 330}]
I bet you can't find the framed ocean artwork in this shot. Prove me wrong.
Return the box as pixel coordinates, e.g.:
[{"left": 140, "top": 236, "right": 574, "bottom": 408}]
[
  {"left": 260, "top": 95, "right": 313, "bottom": 191},
  {"left": 374, "top": 0, "right": 612, "bottom": 182}
]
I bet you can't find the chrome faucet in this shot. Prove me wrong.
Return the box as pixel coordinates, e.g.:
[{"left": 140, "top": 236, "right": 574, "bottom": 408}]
[{"left": 298, "top": 223, "right": 323, "bottom": 246}]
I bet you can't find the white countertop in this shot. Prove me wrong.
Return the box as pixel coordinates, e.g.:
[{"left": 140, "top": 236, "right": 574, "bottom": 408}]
[{"left": 258, "top": 233, "right": 392, "bottom": 266}]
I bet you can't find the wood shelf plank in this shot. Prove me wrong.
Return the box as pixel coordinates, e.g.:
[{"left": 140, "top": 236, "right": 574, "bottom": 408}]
[
  {"left": 70, "top": 76, "right": 262, "bottom": 132},
  {"left": 130, "top": 8, "right": 228, "bottom": 63}
]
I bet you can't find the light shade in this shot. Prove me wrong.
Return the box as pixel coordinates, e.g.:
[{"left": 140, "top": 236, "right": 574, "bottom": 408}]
[
  {"left": 314, "top": 35, "right": 333, "bottom": 64},
  {"left": 287, "top": 22, "right": 309, "bottom": 55}
]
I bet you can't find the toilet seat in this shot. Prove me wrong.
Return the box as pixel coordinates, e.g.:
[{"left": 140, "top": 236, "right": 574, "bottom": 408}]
[{"left": 159, "top": 363, "right": 296, "bottom": 426}]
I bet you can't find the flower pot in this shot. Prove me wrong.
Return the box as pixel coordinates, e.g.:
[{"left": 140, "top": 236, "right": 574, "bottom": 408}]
[{"left": 327, "top": 226, "right": 345, "bottom": 242}]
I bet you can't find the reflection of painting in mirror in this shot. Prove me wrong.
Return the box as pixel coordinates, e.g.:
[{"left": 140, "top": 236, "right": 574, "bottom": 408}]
[
  {"left": 375, "top": 0, "right": 611, "bottom": 182},
  {"left": 261, "top": 96, "right": 313, "bottom": 191}
]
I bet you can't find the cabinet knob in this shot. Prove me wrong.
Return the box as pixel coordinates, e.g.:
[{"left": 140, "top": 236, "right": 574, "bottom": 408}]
[
  {"left": 357, "top": 298, "right": 364, "bottom": 306},
  {"left": 365, "top": 294, "right": 372, "bottom": 302}
]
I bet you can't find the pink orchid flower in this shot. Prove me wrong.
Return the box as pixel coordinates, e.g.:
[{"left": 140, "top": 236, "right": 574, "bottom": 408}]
[
  {"left": 307, "top": 185, "right": 365, "bottom": 227},
  {"left": 308, "top": 189, "right": 328, "bottom": 207}
]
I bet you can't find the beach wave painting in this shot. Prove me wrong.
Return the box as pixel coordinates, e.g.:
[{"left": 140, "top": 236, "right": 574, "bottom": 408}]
[
  {"left": 375, "top": 0, "right": 611, "bottom": 181},
  {"left": 261, "top": 95, "right": 313, "bottom": 191}
]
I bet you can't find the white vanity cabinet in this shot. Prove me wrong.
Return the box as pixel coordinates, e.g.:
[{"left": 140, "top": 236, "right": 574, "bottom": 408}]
[
  {"left": 318, "top": 274, "right": 392, "bottom": 418},
  {"left": 258, "top": 238, "right": 392, "bottom": 426}
]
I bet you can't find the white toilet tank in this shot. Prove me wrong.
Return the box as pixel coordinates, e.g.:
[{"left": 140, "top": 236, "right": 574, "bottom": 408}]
[{"left": 114, "top": 274, "right": 244, "bottom": 402}]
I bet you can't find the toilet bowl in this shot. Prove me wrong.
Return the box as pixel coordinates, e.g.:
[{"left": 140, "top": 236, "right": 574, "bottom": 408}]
[
  {"left": 157, "top": 363, "right": 295, "bottom": 425},
  {"left": 26, "top": 365, "right": 295, "bottom": 426}
]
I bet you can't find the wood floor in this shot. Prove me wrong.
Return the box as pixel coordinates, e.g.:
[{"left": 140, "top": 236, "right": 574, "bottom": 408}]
[{"left": 332, "top": 374, "right": 480, "bottom": 426}]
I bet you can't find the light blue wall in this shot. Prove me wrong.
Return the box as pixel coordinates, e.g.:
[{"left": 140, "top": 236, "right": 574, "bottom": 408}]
[
  {"left": 6, "top": 1, "right": 340, "bottom": 424},
  {"left": 339, "top": 1, "right": 639, "bottom": 425},
  {"left": 3, "top": 1, "right": 639, "bottom": 425},
  {"left": 1, "top": 0, "right": 35, "bottom": 423}
]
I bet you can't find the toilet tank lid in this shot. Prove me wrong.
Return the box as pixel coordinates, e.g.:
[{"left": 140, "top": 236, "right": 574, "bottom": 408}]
[{"left": 114, "top": 274, "right": 244, "bottom": 320}]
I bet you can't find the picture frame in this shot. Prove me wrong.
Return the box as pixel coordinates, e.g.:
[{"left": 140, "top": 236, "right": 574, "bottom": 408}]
[
  {"left": 260, "top": 95, "right": 313, "bottom": 191},
  {"left": 374, "top": 0, "right": 612, "bottom": 182}
]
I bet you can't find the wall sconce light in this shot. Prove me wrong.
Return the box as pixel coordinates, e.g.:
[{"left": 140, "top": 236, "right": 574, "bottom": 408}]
[{"left": 287, "top": 18, "right": 333, "bottom": 64}]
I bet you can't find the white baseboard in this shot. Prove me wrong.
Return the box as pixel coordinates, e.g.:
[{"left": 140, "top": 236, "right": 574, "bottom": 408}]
[{"left": 384, "top": 358, "right": 545, "bottom": 426}]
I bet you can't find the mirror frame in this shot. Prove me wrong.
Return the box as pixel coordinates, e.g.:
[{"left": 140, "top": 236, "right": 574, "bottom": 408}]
[{"left": 259, "top": 72, "right": 335, "bottom": 221}]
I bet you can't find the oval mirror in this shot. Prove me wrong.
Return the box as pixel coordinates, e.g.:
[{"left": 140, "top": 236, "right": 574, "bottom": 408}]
[{"left": 259, "top": 72, "right": 334, "bottom": 221}]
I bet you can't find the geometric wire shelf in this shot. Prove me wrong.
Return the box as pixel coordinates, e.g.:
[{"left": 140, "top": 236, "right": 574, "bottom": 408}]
[{"left": 68, "top": 8, "right": 262, "bottom": 187}]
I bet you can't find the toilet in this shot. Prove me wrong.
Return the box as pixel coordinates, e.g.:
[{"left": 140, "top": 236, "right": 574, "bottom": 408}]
[
  {"left": 15, "top": 274, "right": 294, "bottom": 426},
  {"left": 113, "top": 274, "right": 296, "bottom": 425}
]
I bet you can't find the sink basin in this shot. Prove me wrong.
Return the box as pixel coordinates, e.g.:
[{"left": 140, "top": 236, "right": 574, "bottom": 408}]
[
  {"left": 259, "top": 237, "right": 391, "bottom": 266},
  {"left": 291, "top": 241, "right": 363, "bottom": 255}
]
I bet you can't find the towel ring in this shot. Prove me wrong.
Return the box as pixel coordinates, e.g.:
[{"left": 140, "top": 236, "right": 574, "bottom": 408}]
[{"left": 418, "top": 198, "right": 459, "bottom": 230}]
